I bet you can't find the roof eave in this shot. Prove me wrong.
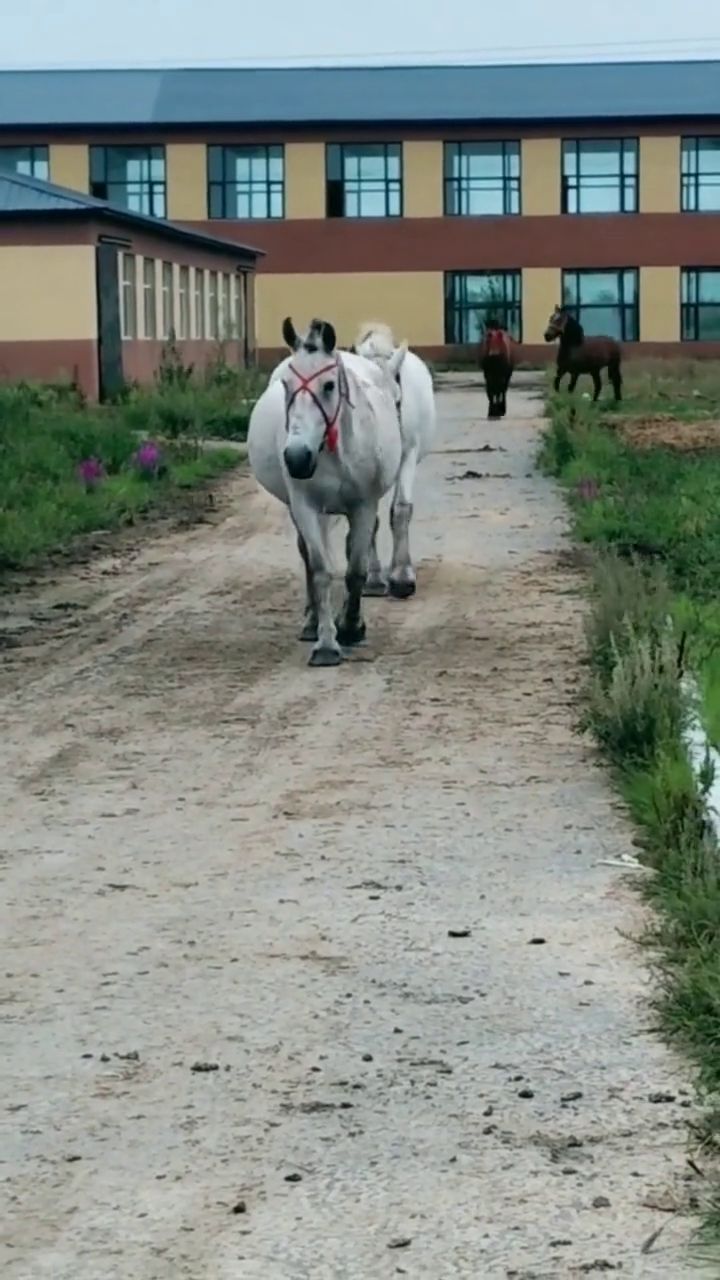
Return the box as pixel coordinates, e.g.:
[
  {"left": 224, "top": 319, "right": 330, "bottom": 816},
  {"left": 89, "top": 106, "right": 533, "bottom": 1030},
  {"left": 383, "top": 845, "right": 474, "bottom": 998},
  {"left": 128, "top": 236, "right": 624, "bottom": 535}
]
[{"left": 0, "top": 204, "right": 263, "bottom": 260}]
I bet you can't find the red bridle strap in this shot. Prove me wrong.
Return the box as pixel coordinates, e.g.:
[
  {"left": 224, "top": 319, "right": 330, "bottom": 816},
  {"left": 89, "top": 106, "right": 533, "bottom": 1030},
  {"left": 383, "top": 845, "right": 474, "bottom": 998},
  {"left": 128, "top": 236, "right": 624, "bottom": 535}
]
[{"left": 287, "top": 358, "right": 348, "bottom": 454}]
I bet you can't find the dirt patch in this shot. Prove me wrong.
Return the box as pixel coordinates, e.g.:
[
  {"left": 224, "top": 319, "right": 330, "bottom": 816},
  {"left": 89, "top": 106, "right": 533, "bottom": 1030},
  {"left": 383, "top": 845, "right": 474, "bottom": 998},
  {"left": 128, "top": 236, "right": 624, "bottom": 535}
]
[
  {"left": 0, "top": 387, "right": 712, "bottom": 1279},
  {"left": 615, "top": 415, "right": 720, "bottom": 452}
]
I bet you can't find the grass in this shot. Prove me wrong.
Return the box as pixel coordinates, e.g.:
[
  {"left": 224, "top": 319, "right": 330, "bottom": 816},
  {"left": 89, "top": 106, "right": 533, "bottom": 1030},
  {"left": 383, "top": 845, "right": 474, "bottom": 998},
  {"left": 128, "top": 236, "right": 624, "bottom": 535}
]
[
  {"left": 542, "top": 359, "right": 720, "bottom": 1249},
  {"left": 0, "top": 349, "right": 262, "bottom": 570}
]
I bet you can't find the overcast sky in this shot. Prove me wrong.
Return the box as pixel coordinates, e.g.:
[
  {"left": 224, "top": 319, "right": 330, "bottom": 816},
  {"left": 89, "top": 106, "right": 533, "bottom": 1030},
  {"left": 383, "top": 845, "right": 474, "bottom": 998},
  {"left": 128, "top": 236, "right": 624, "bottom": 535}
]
[{"left": 2, "top": 0, "right": 720, "bottom": 68}]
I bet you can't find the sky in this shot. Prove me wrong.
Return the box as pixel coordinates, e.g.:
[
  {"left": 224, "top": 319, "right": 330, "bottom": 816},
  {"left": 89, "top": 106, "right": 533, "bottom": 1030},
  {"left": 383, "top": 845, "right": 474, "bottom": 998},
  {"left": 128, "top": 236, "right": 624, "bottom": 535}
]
[{"left": 3, "top": 0, "right": 720, "bottom": 68}]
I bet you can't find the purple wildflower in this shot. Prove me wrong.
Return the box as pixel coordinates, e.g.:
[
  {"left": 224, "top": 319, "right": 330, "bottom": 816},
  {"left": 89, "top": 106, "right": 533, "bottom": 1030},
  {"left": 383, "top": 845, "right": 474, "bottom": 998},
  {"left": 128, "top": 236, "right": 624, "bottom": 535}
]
[
  {"left": 77, "top": 457, "right": 105, "bottom": 490},
  {"left": 133, "top": 440, "right": 164, "bottom": 478},
  {"left": 575, "top": 477, "right": 600, "bottom": 502}
]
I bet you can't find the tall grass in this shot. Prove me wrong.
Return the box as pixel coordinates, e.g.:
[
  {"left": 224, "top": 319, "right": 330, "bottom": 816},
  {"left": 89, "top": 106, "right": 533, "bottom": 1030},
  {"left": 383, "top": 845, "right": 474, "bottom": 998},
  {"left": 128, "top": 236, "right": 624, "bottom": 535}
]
[
  {"left": 543, "top": 373, "right": 720, "bottom": 1250},
  {"left": 0, "top": 352, "right": 260, "bottom": 570}
]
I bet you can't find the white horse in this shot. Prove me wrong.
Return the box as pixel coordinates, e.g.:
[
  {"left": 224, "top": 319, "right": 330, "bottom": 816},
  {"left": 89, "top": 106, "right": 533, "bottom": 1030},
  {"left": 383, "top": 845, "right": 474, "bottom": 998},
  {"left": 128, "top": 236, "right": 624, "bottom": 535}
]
[
  {"left": 351, "top": 321, "right": 436, "bottom": 598},
  {"left": 247, "top": 317, "right": 405, "bottom": 667}
]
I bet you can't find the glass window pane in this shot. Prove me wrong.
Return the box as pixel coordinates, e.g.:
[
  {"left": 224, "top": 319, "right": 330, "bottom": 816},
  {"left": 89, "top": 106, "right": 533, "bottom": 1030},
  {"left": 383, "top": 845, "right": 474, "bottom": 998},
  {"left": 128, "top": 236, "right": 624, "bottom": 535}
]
[
  {"left": 698, "top": 271, "right": 720, "bottom": 303},
  {"left": 697, "top": 306, "right": 720, "bottom": 339},
  {"left": 697, "top": 138, "right": 720, "bottom": 173},
  {"left": 577, "top": 305, "right": 621, "bottom": 339}
]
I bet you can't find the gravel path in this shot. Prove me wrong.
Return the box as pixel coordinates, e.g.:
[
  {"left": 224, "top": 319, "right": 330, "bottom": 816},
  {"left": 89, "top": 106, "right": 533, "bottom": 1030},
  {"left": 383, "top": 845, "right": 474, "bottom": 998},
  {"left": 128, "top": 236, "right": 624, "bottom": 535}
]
[{"left": 0, "top": 385, "right": 708, "bottom": 1278}]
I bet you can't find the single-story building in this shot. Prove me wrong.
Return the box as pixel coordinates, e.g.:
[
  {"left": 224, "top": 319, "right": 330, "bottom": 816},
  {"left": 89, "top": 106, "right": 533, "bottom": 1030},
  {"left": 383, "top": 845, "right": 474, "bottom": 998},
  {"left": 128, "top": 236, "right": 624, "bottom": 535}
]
[{"left": 0, "top": 170, "right": 262, "bottom": 400}]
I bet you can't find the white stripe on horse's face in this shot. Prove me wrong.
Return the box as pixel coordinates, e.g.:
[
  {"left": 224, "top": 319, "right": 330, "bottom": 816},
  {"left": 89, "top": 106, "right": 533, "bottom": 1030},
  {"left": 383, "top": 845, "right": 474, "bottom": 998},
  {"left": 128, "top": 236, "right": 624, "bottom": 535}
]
[{"left": 282, "top": 346, "right": 342, "bottom": 481}]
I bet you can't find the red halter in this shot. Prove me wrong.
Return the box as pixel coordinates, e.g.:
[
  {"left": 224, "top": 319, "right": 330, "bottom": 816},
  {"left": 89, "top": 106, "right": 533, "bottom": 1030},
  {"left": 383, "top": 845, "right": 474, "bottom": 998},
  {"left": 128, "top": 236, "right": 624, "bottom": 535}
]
[{"left": 286, "top": 358, "right": 349, "bottom": 454}]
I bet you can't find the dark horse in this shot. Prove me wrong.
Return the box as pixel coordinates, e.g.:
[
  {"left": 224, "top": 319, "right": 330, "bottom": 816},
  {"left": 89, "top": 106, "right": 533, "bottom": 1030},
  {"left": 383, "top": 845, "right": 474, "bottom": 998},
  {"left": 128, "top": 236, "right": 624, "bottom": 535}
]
[
  {"left": 478, "top": 324, "right": 515, "bottom": 419},
  {"left": 544, "top": 305, "right": 622, "bottom": 402}
]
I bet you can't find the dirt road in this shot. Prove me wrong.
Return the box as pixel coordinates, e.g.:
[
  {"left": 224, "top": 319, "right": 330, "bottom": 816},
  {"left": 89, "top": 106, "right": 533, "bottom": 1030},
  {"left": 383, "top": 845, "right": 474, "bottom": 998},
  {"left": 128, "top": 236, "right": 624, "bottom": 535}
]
[{"left": 0, "top": 383, "right": 707, "bottom": 1278}]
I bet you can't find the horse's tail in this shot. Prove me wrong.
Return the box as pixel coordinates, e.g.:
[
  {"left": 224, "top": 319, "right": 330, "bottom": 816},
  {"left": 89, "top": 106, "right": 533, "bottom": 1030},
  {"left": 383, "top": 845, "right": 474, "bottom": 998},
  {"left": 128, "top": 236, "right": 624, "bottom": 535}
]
[{"left": 354, "top": 320, "right": 396, "bottom": 361}]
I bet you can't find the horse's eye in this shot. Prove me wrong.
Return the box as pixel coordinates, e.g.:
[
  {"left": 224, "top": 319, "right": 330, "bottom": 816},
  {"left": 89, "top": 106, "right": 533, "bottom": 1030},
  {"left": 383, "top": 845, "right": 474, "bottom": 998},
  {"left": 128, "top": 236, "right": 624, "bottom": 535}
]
[{"left": 323, "top": 380, "right": 335, "bottom": 394}]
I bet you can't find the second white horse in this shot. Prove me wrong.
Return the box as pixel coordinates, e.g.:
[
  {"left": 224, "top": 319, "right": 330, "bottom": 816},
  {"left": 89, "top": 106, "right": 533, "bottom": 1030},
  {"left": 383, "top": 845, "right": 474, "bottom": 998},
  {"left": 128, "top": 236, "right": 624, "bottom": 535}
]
[{"left": 352, "top": 321, "right": 436, "bottom": 598}]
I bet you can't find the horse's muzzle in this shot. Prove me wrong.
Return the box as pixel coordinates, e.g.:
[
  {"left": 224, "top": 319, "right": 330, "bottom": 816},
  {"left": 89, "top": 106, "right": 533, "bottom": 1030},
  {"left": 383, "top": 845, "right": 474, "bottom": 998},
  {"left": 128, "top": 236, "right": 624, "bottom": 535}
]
[
  {"left": 283, "top": 443, "right": 317, "bottom": 480},
  {"left": 543, "top": 328, "right": 557, "bottom": 342}
]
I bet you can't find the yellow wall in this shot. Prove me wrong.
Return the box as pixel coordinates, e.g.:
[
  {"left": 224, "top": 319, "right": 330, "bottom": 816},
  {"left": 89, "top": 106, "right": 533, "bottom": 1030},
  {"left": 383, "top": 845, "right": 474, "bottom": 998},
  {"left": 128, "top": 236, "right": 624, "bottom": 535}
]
[
  {"left": 640, "top": 266, "right": 680, "bottom": 341},
  {"left": 522, "top": 267, "right": 562, "bottom": 344},
  {"left": 639, "top": 136, "right": 681, "bottom": 214},
  {"left": 403, "top": 142, "right": 444, "bottom": 217},
  {"left": 285, "top": 143, "right": 326, "bottom": 219},
  {"left": 521, "top": 139, "right": 561, "bottom": 216},
  {"left": 256, "top": 272, "right": 444, "bottom": 348},
  {"left": 166, "top": 143, "right": 207, "bottom": 220},
  {"left": 49, "top": 144, "right": 89, "bottom": 193},
  {"left": 0, "top": 245, "right": 97, "bottom": 341}
]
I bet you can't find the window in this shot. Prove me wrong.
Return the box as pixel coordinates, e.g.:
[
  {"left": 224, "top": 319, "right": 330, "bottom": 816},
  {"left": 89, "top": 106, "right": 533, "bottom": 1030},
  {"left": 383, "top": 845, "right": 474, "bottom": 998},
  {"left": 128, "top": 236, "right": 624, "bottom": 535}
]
[
  {"left": 444, "top": 271, "right": 522, "bottom": 344},
  {"left": 143, "top": 258, "right": 157, "bottom": 339},
  {"left": 221, "top": 274, "right": 233, "bottom": 338},
  {"left": 90, "top": 145, "right": 166, "bottom": 217},
  {"left": 326, "top": 143, "right": 402, "bottom": 218},
  {"left": 0, "top": 145, "right": 49, "bottom": 180},
  {"left": 208, "top": 144, "right": 284, "bottom": 219},
  {"left": 194, "top": 269, "right": 206, "bottom": 339},
  {"left": 232, "top": 275, "right": 244, "bottom": 342},
  {"left": 178, "top": 266, "right": 190, "bottom": 340},
  {"left": 120, "top": 253, "right": 137, "bottom": 339},
  {"left": 444, "top": 142, "right": 520, "bottom": 216},
  {"left": 682, "top": 138, "right": 720, "bottom": 212},
  {"left": 208, "top": 272, "right": 219, "bottom": 339},
  {"left": 161, "top": 262, "right": 175, "bottom": 339},
  {"left": 681, "top": 269, "right": 720, "bottom": 341},
  {"left": 562, "top": 139, "right": 638, "bottom": 214},
  {"left": 562, "top": 269, "right": 639, "bottom": 341}
]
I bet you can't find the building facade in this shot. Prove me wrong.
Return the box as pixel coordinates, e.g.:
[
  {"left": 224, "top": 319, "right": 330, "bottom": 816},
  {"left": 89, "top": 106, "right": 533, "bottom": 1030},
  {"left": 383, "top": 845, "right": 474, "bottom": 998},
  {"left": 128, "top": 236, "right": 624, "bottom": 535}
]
[
  {"left": 0, "top": 171, "right": 259, "bottom": 398},
  {"left": 1, "top": 61, "right": 720, "bottom": 362}
]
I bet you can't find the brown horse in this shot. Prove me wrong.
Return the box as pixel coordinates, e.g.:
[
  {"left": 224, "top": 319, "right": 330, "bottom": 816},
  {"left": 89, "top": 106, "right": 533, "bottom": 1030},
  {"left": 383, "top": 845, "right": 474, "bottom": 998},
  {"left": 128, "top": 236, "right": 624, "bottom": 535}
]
[
  {"left": 544, "top": 305, "right": 622, "bottom": 402},
  {"left": 478, "top": 325, "right": 515, "bottom": 419}
]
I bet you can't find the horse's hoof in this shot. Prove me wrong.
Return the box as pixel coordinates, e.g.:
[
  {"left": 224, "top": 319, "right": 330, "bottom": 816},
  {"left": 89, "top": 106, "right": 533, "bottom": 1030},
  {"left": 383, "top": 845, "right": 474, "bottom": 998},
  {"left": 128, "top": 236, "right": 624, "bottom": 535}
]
[
  {"left": 388, "top": 578, "right": 416, "bottom": 600},
  {"left": 299, "top": 619, "right": 318, "bottom": 642},
  {"left": 335, "top": 619, "right": 367, "bottom": 647},
  {"left": 363, "top": 578, "right": 387, "bottom": 598},
  {"left": 309, "top": 646, "right": 343, "bottom": 668}
]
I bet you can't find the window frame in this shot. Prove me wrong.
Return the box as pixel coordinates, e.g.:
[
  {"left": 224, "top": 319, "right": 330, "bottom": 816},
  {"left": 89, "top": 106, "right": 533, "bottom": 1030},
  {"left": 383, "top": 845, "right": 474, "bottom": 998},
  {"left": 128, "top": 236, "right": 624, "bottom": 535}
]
[
  {"left": 561, "top": 267, "right": 639, "bottom": 341},
  {"left": 161, "top": 261, "right": 175, "bottom": 340},
  {"left": 0, "top": 144, "right": 49, "bottom": 180},
  {"left": 120, "top": 252, "right": 137, "bottom": 340},
  {"left": 681, "top": 267, "right": 720, "bottom": 341},
  {"left": 178, "top": 265, "right": 190, "bottom": 340},
  {"left": 325, "top": 142, "right": 403, "bottom": 219},
  {"left": 207, "top": 143, "right": 284, "bottom": 220},
  {"left": 443, "top": 141, "right": 521, "bottom": 217},
  {"left": 444, "top": 270, "right": 523, "bottom": 345},
  {"left": 208, "top": 271, "right": 219, "bottom": 340},
  {"left": 194, "top": 269, "right": 206, "bottom": 340},
  {"left": 142, "top": 258, "right": 157, "bottom": 340},
  {"left": 681, "top": 136, "right": 720, "bottom": 213},
  {"left": 89, "top": 144, "right": 166, "bottom": 218},
  {"left": 561, "top": 138, "right": 638, "bottom": 215}
]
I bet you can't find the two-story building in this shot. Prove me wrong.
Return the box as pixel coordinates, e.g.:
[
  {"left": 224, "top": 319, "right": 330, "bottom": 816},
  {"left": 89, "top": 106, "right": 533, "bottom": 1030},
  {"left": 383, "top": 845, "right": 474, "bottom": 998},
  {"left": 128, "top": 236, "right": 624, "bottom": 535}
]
[{"left": 1, "top": 60, "right": 720, "bottom": 362}]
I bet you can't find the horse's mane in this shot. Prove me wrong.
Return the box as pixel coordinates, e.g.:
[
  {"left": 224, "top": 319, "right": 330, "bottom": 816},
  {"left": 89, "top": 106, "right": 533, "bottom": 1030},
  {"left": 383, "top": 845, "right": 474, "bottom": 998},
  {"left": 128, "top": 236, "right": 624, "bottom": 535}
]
[
  {"left": 562, "top": 313, "right": 585, "bottom": 343},
  {"left": 354, "top": 320, "right": 397, "bottom": 360}
]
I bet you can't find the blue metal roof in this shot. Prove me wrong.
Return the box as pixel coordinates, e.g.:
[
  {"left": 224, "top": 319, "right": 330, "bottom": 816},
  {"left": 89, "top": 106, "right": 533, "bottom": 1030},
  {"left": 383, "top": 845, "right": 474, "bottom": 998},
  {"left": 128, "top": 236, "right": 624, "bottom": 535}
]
[
  {"left": 0, "top": 60, "right": 718, "bottom": 127},
  {"left": 0, "top": 170, "right": 262, "bottom": 259}
]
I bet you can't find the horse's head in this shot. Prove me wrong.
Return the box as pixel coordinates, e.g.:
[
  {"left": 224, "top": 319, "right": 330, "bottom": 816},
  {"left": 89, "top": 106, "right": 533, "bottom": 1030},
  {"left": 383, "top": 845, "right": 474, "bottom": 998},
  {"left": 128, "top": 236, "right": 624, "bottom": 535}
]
[
  {"left": 280, "top": 316, "right": 350, "bottom": 480},
  {"left": 544, "top": 304, "right": 570, "bottom": 342},
  {"left": 482, "top": 325, "right": 510, "bottom": 357}
]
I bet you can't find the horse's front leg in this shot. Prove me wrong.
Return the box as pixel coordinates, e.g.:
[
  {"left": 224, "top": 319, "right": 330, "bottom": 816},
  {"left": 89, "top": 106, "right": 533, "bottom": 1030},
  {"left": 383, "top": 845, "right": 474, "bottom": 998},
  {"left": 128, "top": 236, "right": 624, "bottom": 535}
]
[
  {"left": 336, "top": 503, "right": 376, "bottom": 647},
  {"left": 363, "top": 515, "right": 387, "bottom": 597},
  {"left": 388, "top": 446, "right": 418, "bottom": 600},
  {"left": 292, "top": 501, "right": 342, "bottom": 667},
  {"left": 296, "top": 533, "right": 319, "bottom": 642}
]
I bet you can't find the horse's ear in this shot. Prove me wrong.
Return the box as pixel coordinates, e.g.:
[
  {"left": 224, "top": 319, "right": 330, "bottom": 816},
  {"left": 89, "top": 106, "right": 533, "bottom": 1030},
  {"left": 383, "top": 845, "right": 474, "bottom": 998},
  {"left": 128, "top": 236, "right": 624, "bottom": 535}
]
[
  {"left": 282, "top": 317, "right": 299, "bottom": 351},
  {"left": 320, "top": 321, "right": 336, "bottom": 353}
]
